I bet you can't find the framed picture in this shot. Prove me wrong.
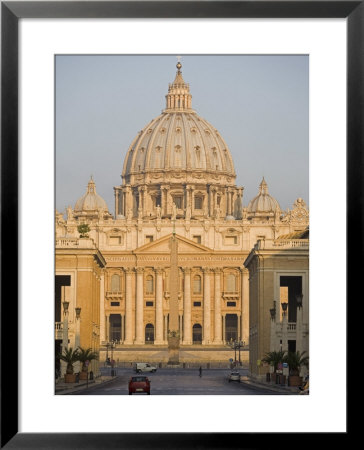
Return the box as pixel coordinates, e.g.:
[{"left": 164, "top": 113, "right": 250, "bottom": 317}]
[{"left": 1, "top": 1, "right": 356, "bottom": 447}]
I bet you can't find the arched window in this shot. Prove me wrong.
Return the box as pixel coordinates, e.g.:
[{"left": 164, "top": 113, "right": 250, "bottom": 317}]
[
  {"left": 111, "top": 274, "right": 120, "bottom": 292},
  {"left": 226, "top": 274, "right": 236, "bottom": 292},
  {"left": 193, "top": 275, "right": 202, "bottom": 294},
  {"left": 145, "top": 324, "right": 155, "bottom": 343},
  {"left": 194, "top": 196, "right": 203, "bottom": 210},
  {"left": 146, "top": 275, "right": 154, "bottom": 294}
]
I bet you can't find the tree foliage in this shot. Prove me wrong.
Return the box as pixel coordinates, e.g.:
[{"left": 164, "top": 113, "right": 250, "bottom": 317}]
[
  {"left": 262, "top": 350, "right": 286, "bottom": 372},
  {"left": 283, "top": 351, "right": 309, "bottom": 375},
  {"left": 58, "top": 347, "right": 80, "bottom": 374},
  {"left": 77, "top": 347, "right": 99, "bottom": 372},
  {"left": 77, "top": 224, "right": 90, "bottom": 238}
]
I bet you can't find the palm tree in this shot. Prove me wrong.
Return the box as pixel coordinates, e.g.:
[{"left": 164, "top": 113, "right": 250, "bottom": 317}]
[
  {"left": 58, "top": 347, "right": 80, "bottom": 375},
  {"left": 262, "top": 350, "right": 286, "bottom": 373},
  {"left": 284, "top": 351, "right": 309, "bottom": 376},
  {"left": 77, "top": 347, "right": 99, "bottom": 373}
]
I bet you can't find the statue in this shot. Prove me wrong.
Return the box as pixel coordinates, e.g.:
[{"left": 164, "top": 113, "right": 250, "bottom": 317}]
[
  {"left": 127, "top": 208, "right": 132, "bottom": 221},
  {"left": 185, "top": 206, "right": 191, "bottom": 220},
  {"left": 171, "top": 202, "right": 177, "bottom": 221},
  {"left": 215, "top": 206, "right": 221, "bottom": 220},
  {"left": 66, "top": 206, "right": 73, "bottom": 221},
  {"left": 156, "top": 205, "right": 161, "bottom": 219},
  {"left": 138, "top": 207, "right": 143, "bottom": 219}
]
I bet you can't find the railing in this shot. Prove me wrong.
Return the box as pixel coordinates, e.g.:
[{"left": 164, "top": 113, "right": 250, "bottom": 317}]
[
  {"left": 256, "top": 239, "right": 309, "bottom": 250},
  {"left": 106, "top": 291, "right": 123, "bottom": 298},
  {"left": 56, "top": 237, "right": 96, "bottom": 249},
  {"left": 55, "top": 322, "right": 63, "bottom": 339}
]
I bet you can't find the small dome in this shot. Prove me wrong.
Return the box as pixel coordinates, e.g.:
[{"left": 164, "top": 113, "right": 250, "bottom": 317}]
[
  {"left": 247, "top": 178, "right": 280, "bottom": 213},
  {"left": 74, "top": 177, "right": 109, "bottom": 213}
]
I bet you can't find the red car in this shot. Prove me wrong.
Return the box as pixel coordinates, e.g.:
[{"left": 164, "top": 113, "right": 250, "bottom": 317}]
[{"left": 128, "top": 375, "right": 151, "bottom": 395}]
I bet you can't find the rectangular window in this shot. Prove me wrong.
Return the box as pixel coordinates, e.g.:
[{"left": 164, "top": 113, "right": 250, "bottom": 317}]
[
  {"left": 227, "top": 301, "right": 236, "bottom": 307},
  {"left": 194, "top": 196, "right": 203, "bottom": 209},
  {"left": 109, "top": 236, "right": 121, "bottom": 245},
  {"left": 111, "top": 302, "right": 120, "bottom": 307},
  {"left": 154, "top": 195, "right": 161, "bottom": 207},
  {"left": 146, "top": 301, "right": 154, "bottom": 307},
  {"left": 225, "top": 236, "right": 238, "bottom": 245},
  {"left": 193, "top": 301, "right": 201, "bottom": 307},
  {"left": 145, "top": 235, "right": 154, "bottom": 243},
  {"left": 193, "top": 235, "right": 201, "bottom": 244},
  {"left": 173, "top": 196, "right": 183, "bottom": 209}
]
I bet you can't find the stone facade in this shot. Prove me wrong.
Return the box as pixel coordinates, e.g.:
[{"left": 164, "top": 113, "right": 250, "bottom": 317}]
[
  {"left": 55, "top": 62, "right": 309, "bottom": 369},
  {"left": 244, "top": 233, "right": 309, "bottom": 380}
]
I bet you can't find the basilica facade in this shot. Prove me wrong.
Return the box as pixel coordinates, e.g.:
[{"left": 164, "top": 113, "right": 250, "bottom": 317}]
[{"left": 55, "top": 62, "right": 309, "bottom": 374}]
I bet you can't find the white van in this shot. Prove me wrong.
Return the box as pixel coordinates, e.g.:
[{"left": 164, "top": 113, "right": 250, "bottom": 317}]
[{"left": 135, "top": 363, "right": 157, "bottom": 373}]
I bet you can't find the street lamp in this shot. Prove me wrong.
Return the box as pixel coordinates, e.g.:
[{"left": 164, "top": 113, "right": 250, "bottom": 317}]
[
  {"left": 295, "top": 293, "right": 303, "bottom": 309},
  {"left": 106, "top": 342, "right": 110, "bottom": 364},
  {"left": 62, "top": 301, "right": 69, "bottom": 315},
  {"left": 61, "top": 301, "right": 70, "bottom": 377},
  {"left": 269, "top": 308, "right": 276, "bottom": 320},
  {"left": 229, "top": 339, "right": 245, "bottom": 367},
  {"left": 281, "top": 302, "right": 288, "bottom": 315}
]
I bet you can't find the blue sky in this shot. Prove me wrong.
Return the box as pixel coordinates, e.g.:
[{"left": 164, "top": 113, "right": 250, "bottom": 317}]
[{"left": 56, "top": 54, "right": 308, "bottom": 213}]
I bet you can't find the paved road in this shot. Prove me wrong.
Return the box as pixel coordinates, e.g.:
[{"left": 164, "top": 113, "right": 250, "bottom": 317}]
[{"left": 74, "top": 368, "right": 289, "bottom": 395}]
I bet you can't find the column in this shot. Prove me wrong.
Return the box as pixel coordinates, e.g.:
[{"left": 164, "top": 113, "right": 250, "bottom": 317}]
[
  {"left": 203, "top": 268, "right": 211, "bottom": 345},
  {"left": 222, "top": 315, "right": 226, "bottom": 344},
  {"left": 99, "top": 273, "right": 106, "bottom": 342},
  {"left": 164, "top": 315, "right": 168, "bottom": 341},
  {"left": 183, "top": 268, "right": 192, "bottom": 345},
  {"left": 134, "top": 267, "right": 144, "bottom": 344},
  {"left": 114, "top": 189, "right": 119, "bottom": 217},
  {"left": 241, "top": 268, "right": 249, "bottom": 346},
  {"left": 121, "top": 314, "right": 125, "bottom": 343},
  {"left": 213, "top": 268, "right": 222, "bottom": 344},
  {"left": 282, "top": 309, "right": 288, "bottom": 353},
  {"left": 296, "top": 305, "right": 303, "bottom": 354},
  {"left": 154, "top": 268, "right": 164, "bottom": 344},
  {"left": 124, "top": 269, "right": 133, "bottom": 344},
  {"left": 270, "top": 308, "right": 277, "bottom": 352}
]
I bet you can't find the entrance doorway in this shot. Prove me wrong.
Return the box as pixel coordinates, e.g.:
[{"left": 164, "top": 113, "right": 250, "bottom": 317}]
[
  {"left": 109, "top": 314, "right": 121, "bottom": 342},
  {"left": 192, "top": 324, "right": 202, "bottom": 344},
  {"left": 225, "top": 314, "right": 238, "bottom": 342},
  {"left": 145, "top": 323, "right": 155, "bottom": 343}
]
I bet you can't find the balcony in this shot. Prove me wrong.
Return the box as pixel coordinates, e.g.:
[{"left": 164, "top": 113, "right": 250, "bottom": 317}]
[
  {"left": 222, "top": 291, "right": 239, "bottom": 300},
  {"left": 105, "top": 291, "right": 123, "bottom": 300}
]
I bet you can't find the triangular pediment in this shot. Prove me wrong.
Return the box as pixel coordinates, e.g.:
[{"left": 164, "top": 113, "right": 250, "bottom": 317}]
[{"left": 135, "top": 233, "right": 211, "bottom": 254}]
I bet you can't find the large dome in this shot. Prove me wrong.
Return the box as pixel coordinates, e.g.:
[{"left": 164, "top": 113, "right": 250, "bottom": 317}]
[
  {"left": 122, "top": 62, "right": 236, "bottom": 184},
  {"left": 114, "top": 62, "right": 243, "bottom": 221}
]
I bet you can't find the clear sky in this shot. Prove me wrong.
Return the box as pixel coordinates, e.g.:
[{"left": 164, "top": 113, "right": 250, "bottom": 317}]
[{"left": 56, "top": 54, "right": 308, "bottom": 214}]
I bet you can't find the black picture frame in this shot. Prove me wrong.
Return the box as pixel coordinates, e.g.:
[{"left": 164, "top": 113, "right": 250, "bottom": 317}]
[{"left": 1, "top": 1, "right": 356, "bottom": 448}]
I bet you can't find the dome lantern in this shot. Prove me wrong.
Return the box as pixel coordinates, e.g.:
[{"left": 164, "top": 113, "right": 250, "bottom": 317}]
[{"left": 164, "top": 60, "right": 193, "bottom": 112}]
